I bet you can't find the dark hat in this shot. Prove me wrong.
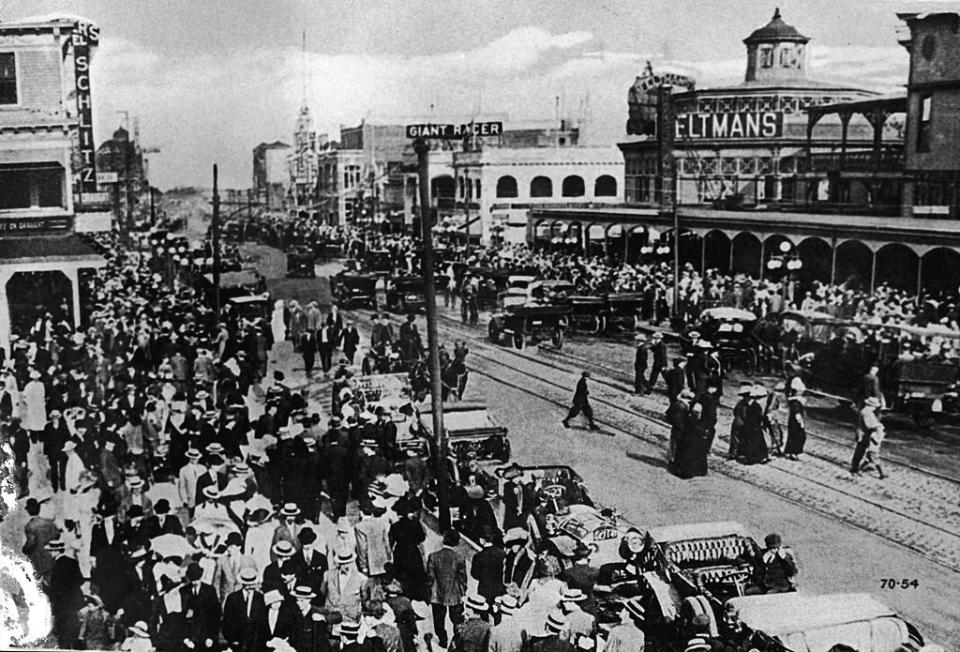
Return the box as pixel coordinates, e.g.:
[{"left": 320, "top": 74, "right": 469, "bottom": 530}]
[
  {"left": 501, "top": 463, "right": 524, "bottom": 480},
  {"left": 127, "top": 505, "right": 145, "bottom": 520},
  {"left": 186, "top": 562, "right": 204, "bottom": 581},
  {"left": 340, "top": 621, "right": 361, "bottom": 640},
  {"left": 226, "top": 532, "right": 243, "bottom": 547},
  {"left": 764, "top": 533, "right": 782, "bottom": 547},
  {"left": 298, "top": 528, "right": 317, "bottom": 544},
  {"left": 280, "top": 559, "right": 300, "bottom": 576},
  {"left": 274, "top": 371, "right": 285, "bottom": 381}
]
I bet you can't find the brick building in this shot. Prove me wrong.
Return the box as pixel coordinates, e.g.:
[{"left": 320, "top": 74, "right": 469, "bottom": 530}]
[{"left": 0, "top": 15, "right": 109, "bottom": 353}]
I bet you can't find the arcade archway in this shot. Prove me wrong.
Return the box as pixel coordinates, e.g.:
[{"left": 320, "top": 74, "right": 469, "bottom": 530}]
[
  {"left": 731, "top": 232, "right": 762, "bottom": 276},
  {"left": 875, "top": 243, "right": 918, "bottom": 293},
  {"left": 703, "top": 230, "right": 731, "bottom": 274},
  {"left": 920, "top": 247, "right": 960, "bottom": 297},
  {"left": 796, "top": 237, "right": 833, "bottom": 285},
  {"left": 834, "top": 240, "right": 873, "bottom": 292}
]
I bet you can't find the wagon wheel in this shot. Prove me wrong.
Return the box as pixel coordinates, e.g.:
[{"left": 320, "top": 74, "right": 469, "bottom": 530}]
[
  {"left": 913, "top": 411, "right": 936, "bottom": 430},
  {"left": 513, "top": 332, "right": 525, "bottom": 350},
  {"left": 551, "top": 327, "right": 564, "bottom": 350},
  {"left": 488, "top": 321, "right": 501, "bottom": 344}
]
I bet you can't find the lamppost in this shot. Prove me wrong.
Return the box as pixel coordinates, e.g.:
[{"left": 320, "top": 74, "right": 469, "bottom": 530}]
[{"left": 767, "top": 240, "right": 803, "bottom": 302}]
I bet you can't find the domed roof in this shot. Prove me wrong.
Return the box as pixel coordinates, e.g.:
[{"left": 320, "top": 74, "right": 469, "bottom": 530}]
[{"left": 744, "top": 8, "right": 809, "bottom": 44}]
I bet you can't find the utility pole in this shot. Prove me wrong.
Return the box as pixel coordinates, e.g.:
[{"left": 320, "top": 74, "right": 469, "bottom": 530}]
[
  {"left": 414, "top": 136, "right": 450, "bottom": 531},
  {"left": 149, "top": 186, "right": 156, "bottom": 225},
  {"left": 212, "top": 164, "right": 222, "bottom": 316},
  {"left": 672, "top": 163, "right": 680, "bottom": 319}
]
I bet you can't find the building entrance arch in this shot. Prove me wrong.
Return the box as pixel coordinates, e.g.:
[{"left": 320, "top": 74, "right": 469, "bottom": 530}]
[
  {"left": 920, "top": 247, "right": 960, "bottom": 296},
  {"left": 6, "top": 270, "right": 74, "bottom": 338},
  {"left": 703, "top": 230, "right": 731, "bottom": 274},
  {"left": 731, "top": 232, "right": 762, "bottom": 277},
  {"left": 875, "top": 243, "right": 918, "bottom": 293},
  {"left": 796, "top": 237, "right": 832, "bottom": 286},
  {"left": 834, "top": 240, "right": 873, "bottom": 292}
]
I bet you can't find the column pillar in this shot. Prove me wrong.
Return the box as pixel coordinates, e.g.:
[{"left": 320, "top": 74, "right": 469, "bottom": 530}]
[
  {"left": 916, "top": 254, "right": 924, "bottom": 298},
  {"left": 63, "top": 266, "right": 81, "bottom": 330},
  {"left": 0, "top": 269, "right": 10, "bottom": 357},
  {"left": 870, "top": 250, "right": 877, "bottom": 294},
  {"left": 623, "top": 228, "right": 630, "bottom": 263},
  {"left": 729, "top": 238, "right": 735, "bottom": 273},
  {"left": 759, "top": 239, "right": 766, "bottom": 279},
  {"left": 700, "top": 235, "right": 707, "bottom": 275},
  {"left": 830, "top": 238, "right": 838, "bottom": 285}
]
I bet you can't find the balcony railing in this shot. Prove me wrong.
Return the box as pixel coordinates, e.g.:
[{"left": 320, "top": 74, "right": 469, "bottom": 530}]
[{"left": 800, "top": 146, "right": 904, "bottom": 174}]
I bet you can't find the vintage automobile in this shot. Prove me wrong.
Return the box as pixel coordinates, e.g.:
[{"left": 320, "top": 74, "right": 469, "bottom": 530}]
[
  {"left": 647, "top": 521, "right": 760, "bottom": 609},
  {"left": 365, "top": 248, "right": 394, "bottom": 275},
  {"left": 605, "top": 292, "right": 646, "bottom": 334},
  {"left": 686, "top": 307, "right": 761, "bottom": 373},
  {"left": 498, "top": 275, "right": 542, "bottom": 308},
  {"left": 488, "top": 302, "right": 566, "bottom": 350},
  {"left": 385, "top": 274, "right": 426, "bottom": 313},
  {"left": 723, "top": 592, "right": 932, "bottom": 652},
  {"left": 227, "top": 293, "right": 271, "bottom": 322},
  {"left": 530, "top": 279, "right": 577, "bottom": 303},
  {"left": 415, "top": 402, "right": 511, "bottom": 465},
  {"left": 787, "top": 315, "right": 960, "bottom": 424},
  {"left": 197, "top": 269, "right": 267, "bottom": 303},
  {"left": 556, "top": 296, "right": 607, "bottom": 335},
  {"left": 285, "top": 246, "right": 316, "bottom": 278},
  {"left": 330, "top": 272, "right": 378, "bottom": 308}
]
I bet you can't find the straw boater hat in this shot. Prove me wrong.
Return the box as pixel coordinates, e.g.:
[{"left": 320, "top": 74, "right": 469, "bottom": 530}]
[
  {"left": 685, "top": 638, "right": 711, "bottom": 652},
  {"left": 202, "top": 486, "right": 220, "bottom": 500},
  {"left": 495, "top": 595, "right": 519, "bottom": 616},
  {"left": 272, "top": 540, "right": 296, "bottom": 559},
  {"left": 63, "top": 441, "right": 77, "bottom": 453},
  {"left": 561, "top": 588, "right": 587, "bottom": 603},
  {"left": 238, "top": 568, "right": 259, "bottom": 586},
  {"left": 465, "top": 595, "right": 489, "bottom": 613},
  {"left": 280, "top": 503, "right": 301, "bottom": 518},
  {"left": 336, "top": 550, "right": 357, "bottom": 566},
  {"left": 339, "top": 621, "right": 361, "bottom": 641},
  {"left": 545, "top": 611, "right": 567, "bottom": 634},
  {"left": 45, "top": 538, "right": 66, "bottom": 553},
  {"left": 127, "top": 476, "right": 145, "bottom": 490},
  {"left": 185, "top": 448, "right": 202, "bottom": 461},
  {"left": 293, "top": 586, "right": 316, "bottom": 601},
  {"left": 749, "top": 386, "right": 768, "bottom": 399}
]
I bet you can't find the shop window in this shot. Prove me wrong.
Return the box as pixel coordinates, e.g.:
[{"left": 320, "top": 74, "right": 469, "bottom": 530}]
[
  {"left": 530, "top": 176, "right": 553, "bottom": 198},
  {"left": 0, "top": 170, "right": 31, "bottom": 209},
  {"left": 917, "top": 95, "right": 932, "bottom": 153},
  {"left": 760, "top": 46, "right": 774, "bottom": 68},
  {"left": 496, "top": 175, "right": 518, "bottom": 198},
  {"left": 0, "top": 53, "right": 16, "bottom": 105},
  {"left": 594, "top": 175, "right": 618, "bottom": 197}
]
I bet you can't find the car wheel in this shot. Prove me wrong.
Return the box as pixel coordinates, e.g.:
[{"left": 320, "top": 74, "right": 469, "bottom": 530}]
[
  {"left": 513, "top": 332, "right": 525, "bottom": 350},
  {"left": 589, "top": 315, "right": 601, "bottom": 335},
  {"left": 488, "top": 321, "right": 500, "bottom": 344},
  {"left": 552, "top": 328, "right": 564, "bottom": 350}
]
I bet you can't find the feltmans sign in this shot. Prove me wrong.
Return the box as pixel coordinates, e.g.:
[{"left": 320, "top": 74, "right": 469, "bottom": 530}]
[
  {"left": 675, "top": 112, "right": 783, "bottom": 139},
  {"left": 406, "top": 122, "right": 503, "bottom": 139}
]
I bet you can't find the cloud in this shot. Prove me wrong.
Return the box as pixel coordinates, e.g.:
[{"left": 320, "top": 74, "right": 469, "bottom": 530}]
[{"left": 91, "top": 26, "right": 911, "bottom": 190}]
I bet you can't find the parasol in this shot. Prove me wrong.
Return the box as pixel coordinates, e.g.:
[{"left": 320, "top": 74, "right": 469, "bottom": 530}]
[{"left": 150, "top": 534, "right": 197, "bottom": 559}]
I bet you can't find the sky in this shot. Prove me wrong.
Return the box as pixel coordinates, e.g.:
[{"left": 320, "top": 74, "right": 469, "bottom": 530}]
[{"left": 0, "top": 0, "right": 954, "bottom": 189}]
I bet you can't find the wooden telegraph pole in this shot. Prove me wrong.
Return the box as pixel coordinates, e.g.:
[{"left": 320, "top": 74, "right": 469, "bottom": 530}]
[
  {"left": 414, "top": 136, "right": 451, "bottom": 530},
  {"left": 212, "top": 164, "right": 222, "bottom": 316},
  {"left": 408, "top": 120, "right": 502, "bottom": 531}
]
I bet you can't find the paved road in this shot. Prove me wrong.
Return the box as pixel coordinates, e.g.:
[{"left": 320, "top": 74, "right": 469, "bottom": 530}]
[{"left": 254, "top": 244, "right": 960, "bottom": 646}]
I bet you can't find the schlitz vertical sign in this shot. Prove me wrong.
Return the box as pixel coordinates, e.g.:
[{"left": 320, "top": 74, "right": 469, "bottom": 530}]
[{"left": 72, "top": 21, "right": 100, "bottom": 196}]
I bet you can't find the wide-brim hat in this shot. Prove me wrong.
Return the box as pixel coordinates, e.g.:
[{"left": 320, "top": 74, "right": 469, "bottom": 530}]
[
  {"left": 495, "top": 595, "right": 519, "bottom": 615},
  {"left": 685, "top": 638, "right": 711, "bottom": 652},
  {"left": 336, "top": 550, "right": 356, "bottom": 565},
  {"left": 127, "top": 476, "right": 145, "bottom": 489},
  {"left": 62, "top": 441, "right": 77, "bottom": 452},
  {"left": 231, "top": 463, "right": 250, "bottom": 475},
  {"left": 264, "top": 589, "right": 284, "bottom": 607},
  {"left": 501, "top": 463, "right": 524, "bottom": 481},
  {"left": 239, "top": 568, "right": 259, "bottom": 585},
  {"left": 202, "top": 486, "right": 220, "bottom": 500},
  {"left": 206, "top": 443, "right": 225, "bottom": 455},
  {"left": 280, "top": 503, "right": 301, "bottom": 517},
  {"left": 45, "top": 538, "right": 66, "bottom": 552},
  {"left": 749, "top": 386, "right": 768, "bottom": 398},
  {"left": 339, "top": 621, "right": 361, "bottom": 640},
  {"left": 504, "top": 527, "right": 528, "bottom": 545},
  {"left": 129, "top": 621, "right": 151, "bottom": 638},
  {"left": 864, "top": 397, "right": 881, "bottom": 408},
  {"left": 29, "top": 369, "right": 42, "bottom": 380},
  {"left": 561, "top": 588, "right": 586, "bottom": 602},
  {"left": 185, "top": 448, "right": 202, "bottom": 460},
  {"left": 465, "top": 594, "right": 489, "bottom": 613},
  {"left": 465, "top": 485, "right": 485, "bottom": 500}
]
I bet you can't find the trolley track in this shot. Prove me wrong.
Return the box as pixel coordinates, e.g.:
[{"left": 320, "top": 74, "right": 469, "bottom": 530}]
[{"left": 341, "top": 304, "right": 960, "bottom": 572}]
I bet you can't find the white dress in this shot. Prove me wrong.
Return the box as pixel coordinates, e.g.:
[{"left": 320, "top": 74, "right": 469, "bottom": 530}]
[
  {"left": 271, "top": 302, "right": 287, "bottom": 345},
  {"left": 244, "top": 522, "right": 276, "bottom": 577}
]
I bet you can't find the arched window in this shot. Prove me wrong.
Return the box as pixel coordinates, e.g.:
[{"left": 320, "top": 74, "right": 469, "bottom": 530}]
[
  {"left": 594, "top": 175, "right": 618, "bottom": 197},
  {"left": 530, "top": 176, "right": 553, "bottom": 198},
  {"left": 458, "top": 177, "right": 465, "bottom": 198},
  {"left": 561, "top": 175, "right": 585, "bottom": 197},
  {"left": 496, "top": 175, "right": 518, "bottom": 198}
]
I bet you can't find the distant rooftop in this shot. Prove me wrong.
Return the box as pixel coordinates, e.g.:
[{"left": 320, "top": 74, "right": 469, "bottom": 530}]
[{"left": 743, "top": 8, "right": 809, "bottom": 44}]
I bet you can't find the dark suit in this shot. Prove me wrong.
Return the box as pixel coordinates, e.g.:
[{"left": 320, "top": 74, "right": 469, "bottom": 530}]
[
  {"left": 633, "top": 346, "right": 649, "bottom": 394},
  {"left": 340, "top": 328, "right": 360, "bottom": 364},
  {"left": 223, "top": 588, "right": 265, "bottom": 652},
  {"left": 426, "top": 546, "right": 467, "bottom": 647},
  {"left": 297, "top": 605, "right": 331, "bottom": 652},
  {"left": 649, "top": 341, "right": 668, "bottom": 389},
  {"left": 293, "top": 547, "right": 328, "bottom": 593},
  {"left": 563, "top": 377, "right": 595, "bottom": 426},
  {"left": 666, "top": 366, "right": 686, "bottom": 403},
  {"left": 181, "top": 582, "right": 222, "bottom": 650},
  {"left": 252, "top": 599, "right": 301, "bottom": 652},
  {"left": 48, "top": 554, "right": 84, "bottom": 647},
  {"left": 22, "top": 515, "right": 59, "bottom": 580},
  {"left": 470, "top": 545, "right": 506, "bottom": 604},
  {"left": 560, "top": 562, "right": 601, "bottom": 615},
  {"left": 195, "top": 470, "right": 226, "bottom": 506},
  {"left": 142, "top": 513, "right": 185, "bottom": 539},
  {"left": 501, "top": 481, "right": 534, "bottom": 531}
]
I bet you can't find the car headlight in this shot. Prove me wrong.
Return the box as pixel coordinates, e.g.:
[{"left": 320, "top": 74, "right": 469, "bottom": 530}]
[{"left": 932, "top": 399, "right": 943, "bottom": 413}]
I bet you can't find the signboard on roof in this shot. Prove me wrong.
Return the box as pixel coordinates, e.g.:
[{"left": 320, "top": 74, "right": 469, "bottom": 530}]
[
  {"left": 675, "top": 112, "right": 783, "bottom": 139},
  {"left": 406, "top": 122, "right": 503, "bottom": 139}
]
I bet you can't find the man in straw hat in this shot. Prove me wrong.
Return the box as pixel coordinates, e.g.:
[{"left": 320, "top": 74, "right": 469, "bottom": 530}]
[
  {"left": 523, "top": 610, "right": 571, "bottom": 652},
  {"left": 46, "top": 537, "right": 84, "bottom": 647},
  {"left": 489, "top": 595, "right": 523, "bottom": 652},
  {"left": 633, "top": 334, "right": 650, "bottom": 395},
  {"left": 222, "top": 567, "right": 264, "bottom": 651},
  {"left": 321, "top": 549, "right": 371, "bottom": 622},
  {"left": 604, "top": 597, "right": 646, "bottom": 652},
  {"left": 253, "top": 588, "right": 301, "bottom": 651},
  {"left": 559, "top": 588, "right": 595, "bottom": 638},
  {"left": 850, "top": 396, "right": 886, "bottom": 479},
  {"left": 448, "top": 594, "right": 490, "bottom": 652}
]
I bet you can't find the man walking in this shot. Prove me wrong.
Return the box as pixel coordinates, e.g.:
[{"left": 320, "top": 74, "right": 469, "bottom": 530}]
[
  {"left": 648, "top": 332, "right": 668, "bottom": 392},
  {"left": 562, "top": 371, "right": 597, "bottom": 430},
  {"left": 633, "top": 335, "right": 649, "bottom": 395},
  {"left": 426, "top": 529, "right": 468, "bottom": 649},
  {"left": 850, "top": 397, "right": 885, "bottom": 478}
]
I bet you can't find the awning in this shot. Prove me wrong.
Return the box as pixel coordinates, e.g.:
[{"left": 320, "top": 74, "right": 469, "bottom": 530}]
[{"left": 0, "top": 233, "right": 104, "bottom": 265}]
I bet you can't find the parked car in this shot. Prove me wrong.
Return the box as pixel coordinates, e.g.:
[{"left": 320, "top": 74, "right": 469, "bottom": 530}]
[
  {"left": 286, "top": 246, "right": 316, "bottom": 278},
  {"left": 331, "top": 272, "right": 378, "bottom": 308},
  {"left": 488, "top": 302, "right": 566, "bottom": 350},
  {"left": 385, "top": 274, "right": 426, "bottom": 313}
]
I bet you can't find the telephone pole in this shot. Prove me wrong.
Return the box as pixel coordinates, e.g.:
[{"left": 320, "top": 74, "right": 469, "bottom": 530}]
[
  {"left": 414, "top": 136, "right": 450, "bottom": 531},
  {"left": 212, "top": 164, "right": 222, "bottom": 316}
]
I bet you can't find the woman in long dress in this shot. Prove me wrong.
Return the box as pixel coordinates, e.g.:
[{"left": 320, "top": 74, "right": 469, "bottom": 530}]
[
  {"left": 388, "top": 504, "right": 428, "bottom": 602},
  {"left": 271, "top": 300, "right": 286, "bottom": 346},
  {"left": 783, "top": 395, "right": 807, "bottom": 460}
]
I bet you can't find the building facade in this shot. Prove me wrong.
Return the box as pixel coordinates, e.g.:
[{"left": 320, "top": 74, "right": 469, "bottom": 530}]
[
  {"left": 315, "top": 147, "right": 366, "bottom": 226},
  {"left": 899, "top": 11, "right": 960, "bottom": 218},
  {"left": 252, "top": 141, "right": 290, "bottom": 212},
  {"left": 95, "top": 125, "right": 146, "bottom": 229},
  {"left": 621, "top": 9, "right": 885, "bottom": 211},
  {"left": 0, "top": 15, "right": 109, "bottom": 353},
  {"left": 289, "top": 104, "right": 319, "bottom": 211}
]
